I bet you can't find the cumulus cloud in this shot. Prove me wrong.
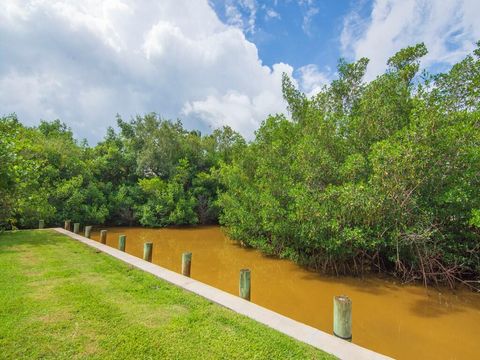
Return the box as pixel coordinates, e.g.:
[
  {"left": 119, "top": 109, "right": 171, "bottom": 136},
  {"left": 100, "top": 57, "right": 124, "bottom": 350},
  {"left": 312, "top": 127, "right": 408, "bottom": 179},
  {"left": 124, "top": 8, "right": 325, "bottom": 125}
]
[
  {"left": 296, "top": 64, "right": 331, "bottom": 97},
  {"left": 0, "top": 0, "right": 287, "bottom": 142},
  {"left": 183, "top": 62, "right": 292, "bottom": 130},
  {"left": 341, "top": 0, "right": 480, "bottom": 80}
]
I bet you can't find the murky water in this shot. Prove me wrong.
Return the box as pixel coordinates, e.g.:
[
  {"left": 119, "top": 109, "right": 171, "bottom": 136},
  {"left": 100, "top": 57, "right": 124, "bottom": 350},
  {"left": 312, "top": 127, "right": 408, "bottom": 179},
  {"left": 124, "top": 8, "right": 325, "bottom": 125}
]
[{"left": 90, "top": 226, "right": 480, "bottom": 360}]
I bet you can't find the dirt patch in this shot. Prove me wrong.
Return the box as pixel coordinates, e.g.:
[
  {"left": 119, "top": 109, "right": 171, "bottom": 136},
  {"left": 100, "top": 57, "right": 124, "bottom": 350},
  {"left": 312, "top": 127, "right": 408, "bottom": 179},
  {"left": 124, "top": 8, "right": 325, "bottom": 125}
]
[
  {"left": 16, "top": 245, "right": 46, "bottom": 277},
  {"left": 36, "top": 309, "right": 74, "bottom": 324}
]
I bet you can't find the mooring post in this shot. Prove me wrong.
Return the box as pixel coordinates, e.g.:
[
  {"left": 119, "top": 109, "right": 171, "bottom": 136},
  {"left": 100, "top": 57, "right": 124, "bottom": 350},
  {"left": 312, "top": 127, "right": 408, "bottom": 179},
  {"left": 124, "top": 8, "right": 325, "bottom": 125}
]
[
  {"left": 84, "top": 226, "right": 92, "bottom": 238},
  {"left": 182, "top": 252, "right": 192, "bottom": 277},
  {"left": 39, "top": 220, "right": 44, "bottom": 229},
  {"left": 143, "top": 242, "right": 153, "bottom": 262},
  {"left": 64, "top": 220, "right": 71, "bottom": 231},
  {"left": 118, "top": 235, "right": 126, "bottom": 252},
  {"left": 239, "top": 269, "right": 251, "bottom": 301},
  {"left": 100, "top": 230, "right": 107, "bottom": 244},
  {"left": 333, "top": 295, "right": 352, "bottom": 342},
  {"left": 73, "top": 223, "right": 80, "bottom": 234}
]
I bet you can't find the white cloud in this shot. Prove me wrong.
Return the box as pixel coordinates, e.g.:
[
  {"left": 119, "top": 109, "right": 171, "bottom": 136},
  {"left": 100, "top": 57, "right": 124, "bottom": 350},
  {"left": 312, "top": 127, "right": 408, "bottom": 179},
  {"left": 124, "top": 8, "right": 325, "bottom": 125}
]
[
  {"left": 298, "top": 0, "right": 319, "bottom": 36},
  {"left": 241, "top": 0, "right": 257, "bottom": 34},
  {"left": 296, "top": 64, "right": 331, "bottom": 97},
  {"left": 265, "top": 8, "right": 280, "bottom": 20},
  {"left": 341, "top": 0, "right": 480, "bottom": 80},
  {"left": 0, "top": 0, "right": 289, "bottom": 142},
  {"left": 183, "top": 62, "right": 293, "bottom": 129},
  {"left": 302, "top": 7, "right": 319, "bottom": 36},
  {"left": 225, "top": 4, "right": 245, "bottom": 30},
  {"left": 224, "top": 0, "right": 257, "bottom": 34}
]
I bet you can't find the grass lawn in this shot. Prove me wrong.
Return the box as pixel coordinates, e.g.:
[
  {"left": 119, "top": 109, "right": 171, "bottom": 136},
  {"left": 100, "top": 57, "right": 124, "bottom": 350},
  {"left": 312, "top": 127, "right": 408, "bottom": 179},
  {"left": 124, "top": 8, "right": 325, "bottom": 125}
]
[{"left": 0, "top": 230, "right": 334, "bottom": 359}]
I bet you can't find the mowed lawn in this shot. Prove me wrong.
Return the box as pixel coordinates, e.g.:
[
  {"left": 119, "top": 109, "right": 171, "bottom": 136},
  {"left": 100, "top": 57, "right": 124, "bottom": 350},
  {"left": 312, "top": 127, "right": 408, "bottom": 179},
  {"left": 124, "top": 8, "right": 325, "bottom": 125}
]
[{"left": 0, "top": 230, "right": 334, "bottom": 360}]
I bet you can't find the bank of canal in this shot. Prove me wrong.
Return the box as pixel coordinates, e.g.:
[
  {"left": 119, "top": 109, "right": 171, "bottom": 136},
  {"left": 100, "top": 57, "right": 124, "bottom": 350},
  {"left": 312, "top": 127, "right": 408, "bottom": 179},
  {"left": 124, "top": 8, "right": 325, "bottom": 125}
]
[
  {"left": 0, "top": 230, "right": 336, "bottom": 359},
  {"left": 91, "top": 226, "right": 480, "bottom": 360}
]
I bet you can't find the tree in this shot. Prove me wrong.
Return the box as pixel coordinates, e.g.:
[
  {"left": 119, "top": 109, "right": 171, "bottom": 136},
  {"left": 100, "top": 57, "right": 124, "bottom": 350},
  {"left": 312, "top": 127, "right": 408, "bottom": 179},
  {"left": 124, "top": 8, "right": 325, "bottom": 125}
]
[{"left": 219, "top": 43, "right": 480, "bottom": 286}]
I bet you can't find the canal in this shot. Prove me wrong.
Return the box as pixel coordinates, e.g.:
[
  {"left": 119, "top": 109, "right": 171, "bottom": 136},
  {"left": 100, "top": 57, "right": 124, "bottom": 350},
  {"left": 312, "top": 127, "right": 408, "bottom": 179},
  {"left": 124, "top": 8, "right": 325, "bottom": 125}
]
[{"left": 91, "top": 226, "right": 480, "bottom": 359}]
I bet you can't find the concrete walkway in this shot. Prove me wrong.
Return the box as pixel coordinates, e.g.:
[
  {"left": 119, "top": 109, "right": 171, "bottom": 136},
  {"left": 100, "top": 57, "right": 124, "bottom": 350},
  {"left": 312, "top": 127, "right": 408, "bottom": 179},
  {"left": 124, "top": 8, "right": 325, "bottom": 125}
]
[{"left": 54, "top": 228, "right": 393, "bottom": 360}]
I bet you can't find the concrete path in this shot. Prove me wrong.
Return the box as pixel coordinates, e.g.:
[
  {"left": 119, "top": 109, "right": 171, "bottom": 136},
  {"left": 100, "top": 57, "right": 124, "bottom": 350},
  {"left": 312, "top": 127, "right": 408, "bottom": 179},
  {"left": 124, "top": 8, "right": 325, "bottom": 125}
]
[{"left": 54, "top": 228, "right": 393, "bottom": 360}]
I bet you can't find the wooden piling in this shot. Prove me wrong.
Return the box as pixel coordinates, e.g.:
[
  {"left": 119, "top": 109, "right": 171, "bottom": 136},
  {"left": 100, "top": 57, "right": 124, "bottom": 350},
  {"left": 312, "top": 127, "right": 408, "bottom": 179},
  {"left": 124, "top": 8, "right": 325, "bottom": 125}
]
[
  {"left": 100, "top": 230, "right": 107, "bottom": 244},
  {"left": 39, "top": 220, "right": 44, "bottom": 229},
  {"left": 84, "top": 226, "right": 92, "bottom": 238},
  {"left": 182, "top": 252, "right": 192, "bottom": 277},
  {"left": 143, "top": 242, "right": 153, "bottom": 262},
  {"left": 73, "top": 223, "right": 80, "bottom": 234},
  {"left": 118, "top": 235, "right": 126, "bottom": 252},
  {"left": 64, "top": 220, "right": 71, "bottom": 231},
  {"left": 333, "top": 295, "right": 352, "bottom": 341},
  {"left": 239, "top": 269, "right": 251, "bottom": 301}
]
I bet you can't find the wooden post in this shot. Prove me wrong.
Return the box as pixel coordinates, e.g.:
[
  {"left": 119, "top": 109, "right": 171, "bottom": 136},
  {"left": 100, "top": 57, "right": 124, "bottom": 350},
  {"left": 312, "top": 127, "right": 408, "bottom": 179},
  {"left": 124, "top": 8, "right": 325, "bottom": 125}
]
[
  {"left": 100, "top": 230, "right": 107, "bottom": 244},
  {"left": 182, "top": 252, "right": 192, "bottom": 277},
  {"left": 64, "top": 220, "right": 71, "bottom": 231},
  {"left": 143, "top": 242, "right": 153, "bottom": 262},
  {"left": 118, "top": 235, "right": 126, "bottom": 252},
  {"left": 73, "top": 223, "right": 80, "bottom": 234},
  {"left": 239, "top": 269, "right": 251, "bottom": 301},
  {"left": 39, "top": 220, "right": 45, "bottom": 229},
  {"left": 333, "top": 295, "right": 352, "bottom": 341},
  {"left": 84, "top": 226, "right": 92, "bottom": 238}
]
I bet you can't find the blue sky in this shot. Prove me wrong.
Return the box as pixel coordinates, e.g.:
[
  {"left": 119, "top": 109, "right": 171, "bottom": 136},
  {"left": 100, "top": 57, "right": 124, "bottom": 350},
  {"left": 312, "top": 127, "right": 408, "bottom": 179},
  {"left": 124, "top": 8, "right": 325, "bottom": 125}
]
[
  {"left": 1, "top": 1, "right": 479, "bottom": 143},
  {"left": 211, "top": 0, "right": 367, "bottom": 71}
]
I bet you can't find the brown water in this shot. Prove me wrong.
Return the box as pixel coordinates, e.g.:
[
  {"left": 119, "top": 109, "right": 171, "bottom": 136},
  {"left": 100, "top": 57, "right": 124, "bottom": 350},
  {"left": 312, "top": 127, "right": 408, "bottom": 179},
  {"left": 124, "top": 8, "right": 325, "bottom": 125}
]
[{"left": 91, "top": 226, "right": 480, "bottom": 360}]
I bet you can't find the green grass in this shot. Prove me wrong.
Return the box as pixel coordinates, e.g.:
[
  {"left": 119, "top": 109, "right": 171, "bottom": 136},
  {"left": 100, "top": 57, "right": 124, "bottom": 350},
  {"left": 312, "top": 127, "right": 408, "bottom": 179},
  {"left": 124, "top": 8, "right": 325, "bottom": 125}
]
[{"left": 0, "top": 230, "right": 334, "bottom": 359}]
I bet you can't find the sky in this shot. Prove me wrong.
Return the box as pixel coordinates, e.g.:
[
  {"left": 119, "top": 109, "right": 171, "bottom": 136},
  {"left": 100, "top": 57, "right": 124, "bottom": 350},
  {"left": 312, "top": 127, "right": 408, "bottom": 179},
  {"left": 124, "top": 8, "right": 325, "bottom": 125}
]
[{"left": 1, "top": 0, "right": 479, "bottom": 143}]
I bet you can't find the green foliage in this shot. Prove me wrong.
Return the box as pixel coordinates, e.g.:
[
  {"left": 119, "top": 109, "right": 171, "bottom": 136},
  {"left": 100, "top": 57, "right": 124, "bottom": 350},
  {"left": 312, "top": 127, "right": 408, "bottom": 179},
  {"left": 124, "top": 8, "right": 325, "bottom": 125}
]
[
  {"left": 0, "top": 115, "right": 53, "bottom": 229},
  {"left": 219, "top": 43, "right": 480, "bottom": 285},
  {"left": 138, "top": 159, "right": 198, "bottom": 226},
  {"left": 1, "top": 42, "right": 479, "bottom": 286},
  {"left": 0, "top": 113, "right": 244, "bottom": 229}
]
